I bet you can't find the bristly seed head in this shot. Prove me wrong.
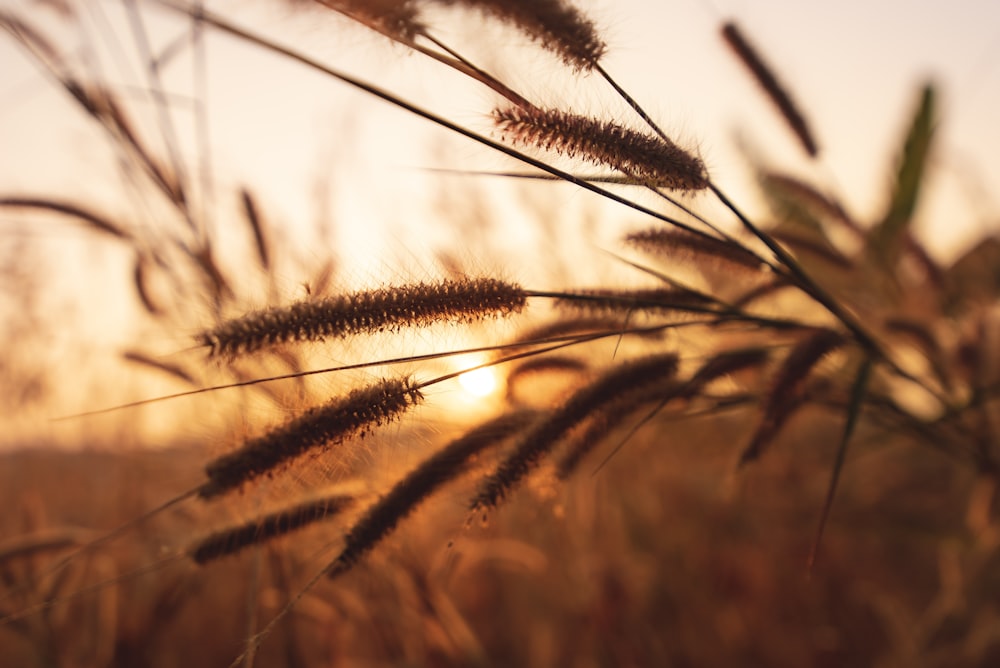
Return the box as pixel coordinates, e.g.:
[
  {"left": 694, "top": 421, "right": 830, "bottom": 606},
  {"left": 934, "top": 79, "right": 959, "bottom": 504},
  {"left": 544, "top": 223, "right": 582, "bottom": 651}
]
[
  {"left": 199, "top": 377, "right": 423, "bottom": 499},
  {"left": 428, "top": 0, "right": 607, "bottom": 71},
  {"left": 555, "top": 287, "right": 715, "bottom": 315},
  {"left": 721, "top": 21, "right": 818, "bottom": 158},
  {"left": 308, "top": 0, "right": 426, "bottom": 42},
  {"left": 201, "top": 277, "right": 527, "bottom": 357},
  {"left": 188, "top": 492, "right": 356, "bottom": 564},
  {"left": 625, "top": 227, "right": 765, "bottom": 273},
  {"left": 493, "top": 105, "right": 708, "bottom": 191}
]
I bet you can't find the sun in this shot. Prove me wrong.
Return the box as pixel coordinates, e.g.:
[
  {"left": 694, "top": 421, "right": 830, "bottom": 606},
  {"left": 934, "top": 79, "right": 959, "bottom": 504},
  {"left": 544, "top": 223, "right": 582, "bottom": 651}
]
[{"left": 458, "top": 365, "right": 499, "bottom": 399}]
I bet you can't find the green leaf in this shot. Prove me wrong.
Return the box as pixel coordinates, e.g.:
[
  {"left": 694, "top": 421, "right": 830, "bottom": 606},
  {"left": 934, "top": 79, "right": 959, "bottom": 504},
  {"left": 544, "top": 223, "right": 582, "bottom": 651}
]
[
  {"left": 869, "top": 84, "right": 936, "bottom": 266},
  {"left": 808, "top": 356, "right": 873, "bottom": 572}
]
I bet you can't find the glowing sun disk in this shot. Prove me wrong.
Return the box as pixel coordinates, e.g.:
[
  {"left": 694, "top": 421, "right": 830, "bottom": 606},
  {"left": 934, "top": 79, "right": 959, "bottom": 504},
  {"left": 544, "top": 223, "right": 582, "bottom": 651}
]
[{"left": 458, "top": 366, "right": 498, "bottom": 398}]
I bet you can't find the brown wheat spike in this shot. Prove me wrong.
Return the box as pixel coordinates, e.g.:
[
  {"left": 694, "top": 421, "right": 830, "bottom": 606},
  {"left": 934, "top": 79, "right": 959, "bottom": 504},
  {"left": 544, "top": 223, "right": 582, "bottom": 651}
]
[
  {"left": 721, "top": 21, "right": 818, "bottom": 157},
  {"left": 738, "top": 329, "right": 845, "bottom": 465},
  {"left": 199, "top": 377, "right": 423, "bottom": 499},
  {"left": 493, "top": 105, "right": 708, "bottom": 191},
  {"left": 189, "top": 493, "right": 356, "bottom": 564},
  {"left": 625, "top": 227, "right": 765, "bottom": 273},
  {"left": 201, "top": 277, "right": 527, "bottom": 357},
  {"left": 470, "top": 352, "right": 680, "bottom": 511},
  {"left": 429, "top": 0, "right": 606, "bottom": 71},
  {"left": 554, "top": 287, "right": 716, "bottom": 316},
  {"left": 327, "top": 409, "right": 537, "bottom": 579}
]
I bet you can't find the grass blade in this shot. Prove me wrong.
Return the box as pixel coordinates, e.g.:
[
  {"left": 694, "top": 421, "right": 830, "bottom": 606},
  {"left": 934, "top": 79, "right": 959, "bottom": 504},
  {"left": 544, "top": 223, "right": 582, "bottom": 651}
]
[
  {"left": 807, "top": 356, "right": 873, "bottom": 572},
  {"left": 868, "top": 84, "right": 936, "bottom": 266}
]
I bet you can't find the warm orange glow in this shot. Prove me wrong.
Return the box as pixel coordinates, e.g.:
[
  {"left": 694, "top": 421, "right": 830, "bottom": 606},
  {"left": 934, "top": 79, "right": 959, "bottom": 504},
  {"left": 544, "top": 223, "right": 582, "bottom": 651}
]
[{"left": 458, "top": 365, "right": 498, "bottom": 399}]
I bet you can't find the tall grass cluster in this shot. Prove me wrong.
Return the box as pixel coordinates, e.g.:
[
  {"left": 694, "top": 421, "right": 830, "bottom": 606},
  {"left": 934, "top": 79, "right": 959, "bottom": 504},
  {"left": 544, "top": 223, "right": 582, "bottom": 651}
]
[{"left": 2, "top": 1, "right": 999, "bottom": 666}]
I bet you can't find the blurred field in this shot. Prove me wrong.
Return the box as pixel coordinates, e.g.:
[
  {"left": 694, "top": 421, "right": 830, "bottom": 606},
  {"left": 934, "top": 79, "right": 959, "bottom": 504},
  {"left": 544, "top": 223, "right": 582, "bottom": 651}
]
[{"left": 3, "top": 404, "right": 998, "bottom": 667}]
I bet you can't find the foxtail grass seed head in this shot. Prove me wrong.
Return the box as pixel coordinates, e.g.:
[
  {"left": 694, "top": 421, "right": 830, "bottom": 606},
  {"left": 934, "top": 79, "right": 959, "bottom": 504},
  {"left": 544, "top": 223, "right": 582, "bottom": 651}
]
[
  {"left": 430, "top": 0, "right": 606, "bottom": 70},
  {"left": 310, "top": 0, "right": 425, "bottom": 41},
  {"left": 625, "top": 227, "right": 765, "bottom": 273},
  {"left": 327, "top": 409, "right": 537, "bottom": 578},
  {"left": 199, "top": 377, "right": 423, "bottom": 499},
  {"left": 471, "top": 352, "right": 679, "bottom": 511},
  {"left": 493, "top": 105, "right": 709, "bottom": 191},
  {"left": 188, "top": 493, "right": 356, "bottom": 564},
  {"left": 201, "top": 277, "right": 527, "bottom": 357},
  {"left": 739, "top": 329, "right": 845, "bottom": 465},
  {"left": 721, "top": 21, "right": 818, "bottom": 158},
  {"left": 555, "top": 287, "right": 715, "bottom": 316}
]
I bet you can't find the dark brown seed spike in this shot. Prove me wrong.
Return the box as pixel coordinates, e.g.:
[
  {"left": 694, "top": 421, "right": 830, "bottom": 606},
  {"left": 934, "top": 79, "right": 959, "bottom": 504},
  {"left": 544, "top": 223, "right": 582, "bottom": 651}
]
[{"left": 722, "top": 22, "right": 818, "bottom": 158}]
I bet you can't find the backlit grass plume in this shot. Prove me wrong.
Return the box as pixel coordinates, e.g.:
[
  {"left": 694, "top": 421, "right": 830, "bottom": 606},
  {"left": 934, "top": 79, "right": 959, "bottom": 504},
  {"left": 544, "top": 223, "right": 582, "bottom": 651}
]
[
  {"left": 493, "top": 105, "right": 709, "bottom": 190},
  {"left": 721, "top": 21, "right": 818, "bottom": 157},
  {"left": 625, "top": 227, "right": 766, "bottom": 274},
  {"left": 199, "top": 377, "right": 423, "bottom": 498},
  {"left": 201, "top": 277, "right": 527, "bottom": 357},
  {"left": 189, "top": 491, "right": 356, "bottom": 564},
  {"left": 432, "top": 0, "right": 606, "bottom": 70}
]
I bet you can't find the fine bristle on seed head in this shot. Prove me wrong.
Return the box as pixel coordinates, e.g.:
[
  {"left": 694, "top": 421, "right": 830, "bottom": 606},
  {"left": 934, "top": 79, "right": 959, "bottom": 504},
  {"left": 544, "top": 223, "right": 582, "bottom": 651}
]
[
  {"left": 493, "top": 105, "right": 709, "bottom": 191},
  {"left": 554, "top": 287, "right": 716, "bottom": 316},
  {"left": 625, "top": 227, "right": 765, "bottom": 273},
  {"left": 199, "top": 377, "right": 423, "bottom": 499},
  {"left": 430, "top": 0, "right": 606, "bottom": 71},
  {"left": 188, "top": 492, "right": 356, "bottom": 564},
  {"left": 201, "top": 277, "right": 527, "bottom": 357}
]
